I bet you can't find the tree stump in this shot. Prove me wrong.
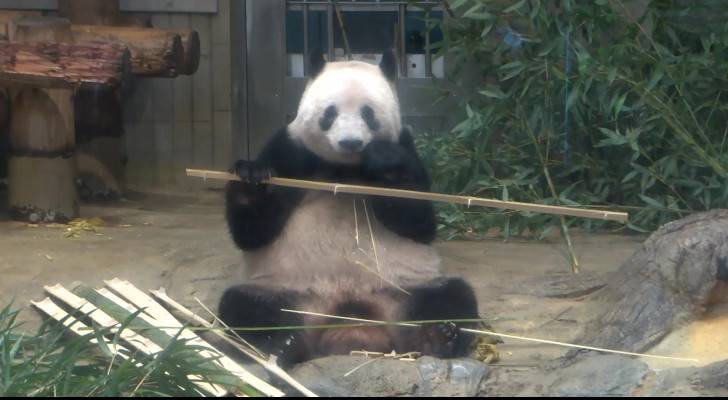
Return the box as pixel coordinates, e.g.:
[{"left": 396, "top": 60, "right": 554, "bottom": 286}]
[
  {"left": 8, "top": 87, "right": 78, "bottom": 222},
  {"left": 566, "top": 210, "right": 728, "bottom": 359},
  {"left": 0, "top": 89, "right": 9, "bottom": 182},
  {"left": 6, "top": 18, "right": 78, "bottom": 222},
  {"left": 74, "top": 87, "right": 125, "bottom": 201}
]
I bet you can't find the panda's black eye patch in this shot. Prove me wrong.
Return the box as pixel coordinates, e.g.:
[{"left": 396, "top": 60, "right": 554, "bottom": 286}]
[
  {"left": 319, "top": 105, "right": 338, "bottom": 131},
  {"left": 361, "top": 105, "right": 380, "bottom": 131}
]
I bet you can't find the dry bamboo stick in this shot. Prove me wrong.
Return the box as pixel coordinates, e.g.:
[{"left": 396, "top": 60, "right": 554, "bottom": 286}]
[
  {"left": 43, "top": 284, "right": 163, "bottom": 354},
  {"left": 31, "top": 298, "right": 130, "bottom": 354},
  {"left": 281, "top": 309, "right": 700, "bottom": 364},
  {"left": 38, "top": 287, "right": 228, "bottom": 396},
  {"left": 105, "top": 280, "right": 285, "bottom": 398},
  {"left": 186, "top": 168, "right": 629, "bottom": 223},
  {"left": 91, "top": 287, "right": 230, "bottom": 396},
  {"left": 150, "top": 288, "right": 318, "bottom": 398}
]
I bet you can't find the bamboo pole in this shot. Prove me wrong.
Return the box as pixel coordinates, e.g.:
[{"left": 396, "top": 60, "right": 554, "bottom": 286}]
[
  {"left": 186, "top": 168, "right": 629, "bottom": 223},
  {"left": 282, "top": 309, "right": 700, "bottom": 364}
]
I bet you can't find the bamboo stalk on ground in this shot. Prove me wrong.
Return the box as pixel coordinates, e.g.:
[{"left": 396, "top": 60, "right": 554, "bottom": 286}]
[
  {"left": 149, "top": 288, "right": 318, "bottom": 397},
  {"left": 186, "top": 168, "right": 629, "bottom": 223},
  {"left": 282, "top": 309, "right": 700, "bottom": 364},
  {"left": 34, "top": 281, "right": 286, "bottom": 397}
]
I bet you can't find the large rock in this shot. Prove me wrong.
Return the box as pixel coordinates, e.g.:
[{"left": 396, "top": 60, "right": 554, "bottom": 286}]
[
  {"left": 649, "top": 359, "right": 728, "bottom": 397},
  {"left": 569, "top": 210, "right": 728, "bottom": 358},
  {"left": 288, "top": 355, "right": 489, "bottom": 397},
  {"left": 544, "top": 355, "right": 649, "bottom": 397}
]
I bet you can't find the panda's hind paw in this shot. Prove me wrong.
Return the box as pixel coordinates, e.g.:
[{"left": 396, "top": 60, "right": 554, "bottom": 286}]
[
  {"left": 271, "top": 332, "right": 308, "bottom": 368},
  {"left": 423, "top": 321, "right": 461, "bottom": 358}
]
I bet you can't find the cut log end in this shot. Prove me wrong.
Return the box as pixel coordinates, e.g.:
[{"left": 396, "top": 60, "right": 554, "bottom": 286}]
[{"left": 179, "top": 30, "right": 200, "bottom": 75}]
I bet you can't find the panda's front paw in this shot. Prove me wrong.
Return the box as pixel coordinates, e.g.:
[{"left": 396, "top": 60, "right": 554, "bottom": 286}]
[
  {"left": 361, "top": 141, "right": 416, "bottom": 186},
  {"left": 226, "top": 160, "right": 274, "bottom": 206},
  {"left": 230, "top": 159, "right": 274, "bottom": 185}
]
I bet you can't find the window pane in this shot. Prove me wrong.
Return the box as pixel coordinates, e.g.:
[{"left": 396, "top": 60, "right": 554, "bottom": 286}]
[
  {"left": 286, "top": 10, "right": 303, "bottom": 54},
  {"left": 333, "top": 11, "right": 398, "bottom": 54},
  {"left": 405, "top": 11, "right": 443, "bottom": 54}
]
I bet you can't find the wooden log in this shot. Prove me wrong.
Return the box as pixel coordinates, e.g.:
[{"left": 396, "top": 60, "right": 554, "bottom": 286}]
[
  {"left": 58, "top": 0, "right": 121, "bottom": 26},
  {"left": 58, "top": 0, "right": 152, "bottom": 28},
  {"left": 10, "top": 16, "right": 73, "bottom": 42},
  {"left": 76, "top": 149, "right": 123, "bottom": 201},
  {"left": 0, "top": 11, "right": 42, "bottom": 40},
  {"left": 71, "top": 25, "right": 184, "bottom": 77},
  {"left": 6, "top": 18, "right": 80, "bottom": 223},
  {"left": 166, "top": 29, "right": 200, "bottom": 75},
  {"left": 9, "top": 88, "right": 74, "bottom": 156},
  {"left": 74, "top": 86, "right": 123, "bottom": 143},
  {"left": 0, "top": 41, "right": 131, "bottom": 89},
  {"left": 74, "top": 86, "right": 126, "bottom": 201},
  {"left": 0, "top": 88, "right": 8, "bottom": 180},
  {"left": 8, "top": 87, "right": 79, "bottom": 222}
]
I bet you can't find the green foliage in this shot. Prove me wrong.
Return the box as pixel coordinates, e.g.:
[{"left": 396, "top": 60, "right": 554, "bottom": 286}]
[
  {"left": 0, "top": 304, "right": 256, "bottom": 397},
  {"left": 418, "top": 0, "right": 728, "bottom": 238}
]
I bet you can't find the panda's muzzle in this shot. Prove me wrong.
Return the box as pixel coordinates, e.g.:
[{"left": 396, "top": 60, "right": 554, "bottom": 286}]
[{"left": 338, "top": 139, "right": 365, "bottom": 152}]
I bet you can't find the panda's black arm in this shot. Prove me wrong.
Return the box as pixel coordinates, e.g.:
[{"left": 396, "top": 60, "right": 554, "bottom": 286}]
[
  {"left": 225, "top": 128, "right": 316, "bottom": 250},
  {"left": 361, "top": 129, "right": 437, "bottom": 244}
]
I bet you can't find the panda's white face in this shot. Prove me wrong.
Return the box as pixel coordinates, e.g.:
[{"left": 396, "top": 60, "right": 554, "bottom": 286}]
[{"left": 288, "top": 61, "right": 401, "bottom": 165}]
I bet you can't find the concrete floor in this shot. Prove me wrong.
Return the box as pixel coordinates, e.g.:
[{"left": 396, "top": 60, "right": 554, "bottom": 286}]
[{"left": 1, "top": 186, "right": 674, "bottom": 367}]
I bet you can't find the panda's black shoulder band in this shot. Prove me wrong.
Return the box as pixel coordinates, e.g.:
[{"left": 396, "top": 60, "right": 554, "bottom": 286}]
[{"left": 225, "top": 128, "right": 318, "bottom": 251}]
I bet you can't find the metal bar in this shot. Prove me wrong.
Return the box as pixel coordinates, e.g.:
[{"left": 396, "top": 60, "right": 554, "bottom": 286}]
[
  {"left": 425, "top": 11, "right": 432, "bottom": 78},
  {"left": 288, "top": 3, "right": 444, "bottom": 12},
  {"left": 333, "top": 1, "right": 353, "bottom": 60},
  {"left": 0, "top": 0, "right": 220, "bottom": 12},
  {"left": 399, "top": 3, "right": 407, "bottom": 78},
  {"left": 327, "top": 1, "right": 334, "bottom": 61},
  {"left": 120, "top": 0, "right": 218, "bottom": 13},
  {"left": 303, "top": 2, "right": 309, "bottom": 76}
]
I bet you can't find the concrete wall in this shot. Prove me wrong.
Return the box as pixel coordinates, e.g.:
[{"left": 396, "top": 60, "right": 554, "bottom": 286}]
[{"left": 122, "top": 0, "right": 237, "bottom": 191}]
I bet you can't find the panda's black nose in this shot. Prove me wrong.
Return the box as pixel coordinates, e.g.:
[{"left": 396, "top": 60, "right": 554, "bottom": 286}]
[{"left": 339, "top": 139, "right": 364, "bottom": 152}]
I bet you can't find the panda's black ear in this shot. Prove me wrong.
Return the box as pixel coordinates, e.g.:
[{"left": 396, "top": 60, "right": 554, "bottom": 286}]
[
  {"left": 309, "top": 48, "right": 327, "bottom": 78},
  {"left": 379, "top": 49, "right": 397, "bottom": 81}
]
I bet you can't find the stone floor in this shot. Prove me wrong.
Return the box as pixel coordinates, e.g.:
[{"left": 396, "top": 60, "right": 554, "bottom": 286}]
[{"left": 2, "top": 186, "right": 726, "bottom": 396}]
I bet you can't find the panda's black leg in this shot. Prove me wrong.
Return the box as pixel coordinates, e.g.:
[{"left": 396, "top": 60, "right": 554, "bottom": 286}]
[
  {"left": 403, "top": 277, "right": 480, "bottom": 358},
  {"left": 218, "top": 285, "right": 309, "bottom": 366}
]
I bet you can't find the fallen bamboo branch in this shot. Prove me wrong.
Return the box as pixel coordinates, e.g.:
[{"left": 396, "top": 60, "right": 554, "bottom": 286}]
[
  {"left": 103, "top": 279, "right": 284, "bottom": 398},
  {"left": 281, "top": 309, "right": 700, "bottom": 364},
  {"left": 34, "top": 281, "right": 286, "bottom": 397},
  {"left": 149, "top": 288, "right": 318, "bottom": 398},
  {"left": 33, "top": 292, "right": 226, "bottom": 397},
  {"left": 186, "top": 168, "right": 629, "bottom": 223}
]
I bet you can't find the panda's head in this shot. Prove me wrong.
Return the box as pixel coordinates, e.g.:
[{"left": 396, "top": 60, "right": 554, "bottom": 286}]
[{"left": 288, "top": 50, "right": 401, "bottom": 165}]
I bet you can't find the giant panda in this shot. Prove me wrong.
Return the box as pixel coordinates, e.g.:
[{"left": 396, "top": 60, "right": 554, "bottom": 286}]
[{"left": 219, "top": 49, "right": 483, "bottom": 366}]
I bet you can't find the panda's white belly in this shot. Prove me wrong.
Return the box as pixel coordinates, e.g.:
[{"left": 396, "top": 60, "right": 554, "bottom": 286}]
[{"left": 243, "top": 191, "right": 442, "bottom": 292}]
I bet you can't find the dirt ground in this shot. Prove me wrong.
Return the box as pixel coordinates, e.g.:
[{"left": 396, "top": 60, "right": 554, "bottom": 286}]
[{"left": 1, "top": 186, "right": 724, "bottom": 373}]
